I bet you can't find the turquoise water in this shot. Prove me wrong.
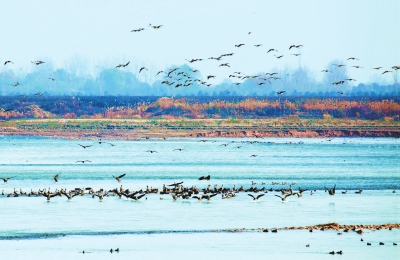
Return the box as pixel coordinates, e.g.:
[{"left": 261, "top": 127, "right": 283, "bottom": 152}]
[{"left": 0, "top": 137, "right": 399, "bottom": 259}]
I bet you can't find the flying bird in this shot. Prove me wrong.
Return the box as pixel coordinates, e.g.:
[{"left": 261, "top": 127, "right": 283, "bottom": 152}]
[
  {"left": 1, "top": 177, "right": 16, "bottom": 183},
  {"left": 131, "top": 28, "right": 145, "bottom": 32},
  {"left": 275, "top": 55, "right": 284, "bottom": 59},
  {"left": 9, "top": 82, "right": 22, "bottom": 87},
  {"left": 198, "top": 175, "right": 211, "bottom": 181},
  {"left": 4, "top": 60, "right": 13, "bottom": 65},
  {"left": 78, "top": 144, "right": 92, "bottom": 149},
  {"left": 248, "top": 194, "right": 265, "bottom": 201},
  {"left": 53, "top": 174, "right": 59, "bottom": 183},
  {"left": 116, "top": 61, "right": 130, "bottom": 68},
  {"left": 146, "top": 150, "right": 158, "bottom": 153},
  {"left": 139, "top": 67, "right": 148, "bottom": 73},
  {"left": 325, "top": 184, "right": 336, "bottom": 195},
  {"left": 235, "top": 44, "right": 245, "bottom": 47},
  {"left": 277, "top": 91, "right": 286, "bottom": 95},
  {"left": 275, "top": 194, "right": 292, "bottom": 201},
  {"left": 76, "top": 160, "right": 91, "bottom": 163},
  {"left": 112, "top": 173, "right": 126, "bottom": 183},
  {"left": 31, "top": 61, "right": 45, "bottom": 65}
]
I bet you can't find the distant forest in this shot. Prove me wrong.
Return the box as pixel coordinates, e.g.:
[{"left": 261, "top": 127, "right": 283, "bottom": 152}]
[{"left": 0, "top": 60, "right": 399, "bottom": 97}]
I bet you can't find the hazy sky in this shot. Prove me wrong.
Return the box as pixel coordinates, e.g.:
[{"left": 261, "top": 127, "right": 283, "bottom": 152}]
[{"left": 1, "top": 0, "right": 399, "bottom": 84}]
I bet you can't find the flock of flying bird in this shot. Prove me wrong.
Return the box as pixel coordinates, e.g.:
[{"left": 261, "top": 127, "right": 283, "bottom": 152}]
[{"left": 3, "top": 23, "right": 399, "bottom": 99}]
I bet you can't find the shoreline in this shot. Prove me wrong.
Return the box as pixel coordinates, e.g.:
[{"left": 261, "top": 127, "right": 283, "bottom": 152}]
[
  {"left": 1, "top": 118, "right": 399, "bottom": 140},
  {"left": 1, "top": 223, "right": 399, "bottom": 240}
]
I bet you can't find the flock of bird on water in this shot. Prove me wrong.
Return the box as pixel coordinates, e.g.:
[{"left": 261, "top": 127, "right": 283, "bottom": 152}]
[
  {"left": 0, "top": 171, "right": 373, "bottom": 202},
  {"left": 1, "top": 23, "right": 398, "bottom": 255},
  {"left": 0, "top": 137, "right": 396, "bottom": 202},
  {"left": 2, "top": 23, "right": 399, "bottom": 102}
]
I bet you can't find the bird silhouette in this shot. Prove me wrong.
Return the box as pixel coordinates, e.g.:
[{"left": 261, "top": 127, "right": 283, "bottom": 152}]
[
  {"left": 275, "top": 194, "right": 292, "bottom": 201},
  {"left": 198, "top": 175, "right": 210, "bottom": 181},
  {"left": 116, "top": 61, "right": 130, "bottom": 68},
  {"left": 112, "top": 173, "right": 126, "bottom": 183},
  {"left": 31, "top": 61, "right": 45, "bottom": 65},
  {"left": 139, "top": 67, "right": 148, "bottom": 73},
  {"left": 1, "top": 177, "right": 16, "bottom": 183},
  {"left": 325, "top": 184, "right": 336, "bottom": 195},
  {"left": 78, "top": 144, "right": 92, "bottom": 149},
  {"left": 248, "top": 194, "right": 265, "bottom": 201}
]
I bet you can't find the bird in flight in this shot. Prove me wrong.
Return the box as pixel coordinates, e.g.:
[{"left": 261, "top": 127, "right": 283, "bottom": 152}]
[
  {"left": 53, "top": 174, "right": 59, "bottom": 183},
  {"left": 146, "top": 150, "right": 158, "bottom": 153},
  {"left": 4, "top": 60, "right": 13, "bottom": 65},
  {"left": 78, "top": 144, "right": 92, "bottom": 149},
  {"left": 248, "top": 194, "right": 265, "bottom": 201},
  {"left": 372, "top": 67, "right": 382, "bottom": 70},
  {"left": 139, "top": 67, "right": 148, "bottom": 73},
  {"left": 116, "top": 61, "right": 130, "bottom": 68},
  {"left": 48, "top": 78, "right": 55, "bottom": 81},
  {"left": 235, "top": 44, "right": 245, "bottom": 47},
  {"left": 275, "top": 194, "right": 292, "bottom": 201},
  {"left": 173, "top": 148, "right": 184, "bottom": 151},
  {"left": 76, "top": 160, "right": 91, "bottom": 163},
  {"left": 382, "top": 70, "right": 392, "bottom": 74},
  {"left": 254, "top": 44, "right": 262, "bottom": 47},
  {"left": 267, "top": 48, "right": 278, "bottom": 53},
  {"left": 275, "top": 55, "right": 284, "bottom": 59},
  {"left": 1, "top": 176, "right": 16, "bottom": 183},
  {"left": 347, "top": 57, "right": 359, "bottom": 60},
  {"left": 31, "top": 61, "right": 45, "bottom": 65},
  {"left": 9, "top": 82, "right": 22, "bottom": 87},
  {"left": 131, "top": 28, "right": 145, "bottom": 32},
  {"left": 289, "top": 45, "right": 303, "bottom": 50},
  {"left": 198, "top": 175, "right": 210, "bottom": 181},
  {"left": 112, "top": 173, "right": 126, "bottom": 183},
  {"left": 325, "top": 184, "right": 336, "bottom": 195},
  {"left": 277, "top": 91, "right": 286, "bottom": 95}
]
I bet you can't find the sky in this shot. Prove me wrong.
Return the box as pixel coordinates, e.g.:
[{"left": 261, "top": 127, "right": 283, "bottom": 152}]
[{"left": 0, "top": 0, "right": 399, "bottom": 84}]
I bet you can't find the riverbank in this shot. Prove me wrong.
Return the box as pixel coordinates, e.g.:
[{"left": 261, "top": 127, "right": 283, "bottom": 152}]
[{"left": 0, "top": 118, "right": 399, "bottom": 140}]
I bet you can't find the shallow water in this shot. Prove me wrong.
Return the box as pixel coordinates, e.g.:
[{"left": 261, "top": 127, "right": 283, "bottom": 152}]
[{"left": 0, "top": 136, "right": 399, "bottom": 258}]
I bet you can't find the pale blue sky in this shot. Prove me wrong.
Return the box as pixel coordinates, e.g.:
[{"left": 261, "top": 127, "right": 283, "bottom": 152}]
[{"left": 0, "top": 0, "right": 399, "bottom": 84}]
